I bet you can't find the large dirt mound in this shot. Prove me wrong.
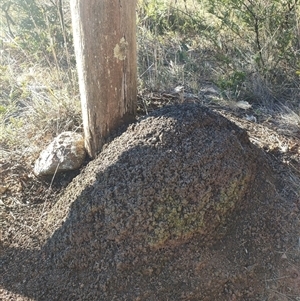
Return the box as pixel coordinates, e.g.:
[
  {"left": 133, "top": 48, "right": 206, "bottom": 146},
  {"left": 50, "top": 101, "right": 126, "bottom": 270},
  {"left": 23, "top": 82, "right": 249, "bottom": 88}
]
[
  {"left": 37, "top": 103, "right": 277, "bottom": 299},
  {"left": 3, "top": 103, "right": 289, "bottom": 301},
  {"left": 48, "top": 103, "right": 267, "bottom": 249}
]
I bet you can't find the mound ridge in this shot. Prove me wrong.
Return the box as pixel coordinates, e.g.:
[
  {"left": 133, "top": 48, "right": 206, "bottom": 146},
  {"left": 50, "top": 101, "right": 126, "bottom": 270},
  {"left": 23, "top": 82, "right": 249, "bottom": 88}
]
[{"left": 41, "top": 103, "right": 276, "bottom": 300}]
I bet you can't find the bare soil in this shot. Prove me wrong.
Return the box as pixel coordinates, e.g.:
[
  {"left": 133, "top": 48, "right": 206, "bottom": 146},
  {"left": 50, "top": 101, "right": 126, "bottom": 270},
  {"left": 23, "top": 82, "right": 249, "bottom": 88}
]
[{"left": 1, "top": 97, "right": 300, "bottom": 301}]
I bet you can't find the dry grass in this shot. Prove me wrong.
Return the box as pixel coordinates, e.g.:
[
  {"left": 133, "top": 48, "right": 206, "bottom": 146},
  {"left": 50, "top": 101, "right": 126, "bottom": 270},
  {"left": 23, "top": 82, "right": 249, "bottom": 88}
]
[{"left": 0, "top": 51, "right": 81, "bottom": 155}]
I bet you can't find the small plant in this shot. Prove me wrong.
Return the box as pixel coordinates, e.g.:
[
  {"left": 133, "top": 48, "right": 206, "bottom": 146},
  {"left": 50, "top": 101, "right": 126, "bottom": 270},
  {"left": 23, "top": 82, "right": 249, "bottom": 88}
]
[{"left": 216, "top": 70, "right": 246, "bottom": 99}]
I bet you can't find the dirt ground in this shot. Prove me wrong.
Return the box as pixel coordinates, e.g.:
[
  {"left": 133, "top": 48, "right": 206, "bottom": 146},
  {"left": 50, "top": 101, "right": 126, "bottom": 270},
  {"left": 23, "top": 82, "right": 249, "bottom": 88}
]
[{"left": 1, "top": 94, "right": 300, "bottom": 301}]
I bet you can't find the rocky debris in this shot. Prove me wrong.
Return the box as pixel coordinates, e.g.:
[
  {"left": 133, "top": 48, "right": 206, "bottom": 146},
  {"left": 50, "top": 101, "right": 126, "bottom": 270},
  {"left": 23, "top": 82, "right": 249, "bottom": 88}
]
[
  {"left": 33, "top": 131, "right": 86, "bottom": 177},
  {"left": 26, "top": 103, "right": 278, "bottom": 300}
]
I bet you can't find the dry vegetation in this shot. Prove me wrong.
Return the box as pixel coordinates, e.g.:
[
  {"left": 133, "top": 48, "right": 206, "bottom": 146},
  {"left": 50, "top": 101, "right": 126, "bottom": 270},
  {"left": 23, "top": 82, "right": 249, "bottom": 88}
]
[
  {"left": 0, "top": 0, "right": 299, "bottom": 156},
  {"left": 0, "top": 0, "right": 300, "bottom": 300}
]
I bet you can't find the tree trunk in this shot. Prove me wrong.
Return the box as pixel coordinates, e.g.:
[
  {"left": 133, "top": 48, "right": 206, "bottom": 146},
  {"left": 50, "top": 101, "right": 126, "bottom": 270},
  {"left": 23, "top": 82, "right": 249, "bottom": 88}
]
[{"left": 70, "top": 0, "right": 137, "bottom": 158}]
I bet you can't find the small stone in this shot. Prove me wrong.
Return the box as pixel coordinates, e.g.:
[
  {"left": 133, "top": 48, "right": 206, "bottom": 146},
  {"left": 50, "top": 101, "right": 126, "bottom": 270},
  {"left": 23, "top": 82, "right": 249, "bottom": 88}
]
[
  {"left": 0, "top": 185, "right": 9, "bottom": 195},
  {"left": 34, "top": 131, "right": 86, "bottom": 176}
]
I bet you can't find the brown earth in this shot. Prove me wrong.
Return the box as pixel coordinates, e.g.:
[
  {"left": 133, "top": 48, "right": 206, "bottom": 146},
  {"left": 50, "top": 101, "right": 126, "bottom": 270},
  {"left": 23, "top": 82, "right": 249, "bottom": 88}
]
[{"left": 1, "top": 98, "right": 300, "bottom": 301}]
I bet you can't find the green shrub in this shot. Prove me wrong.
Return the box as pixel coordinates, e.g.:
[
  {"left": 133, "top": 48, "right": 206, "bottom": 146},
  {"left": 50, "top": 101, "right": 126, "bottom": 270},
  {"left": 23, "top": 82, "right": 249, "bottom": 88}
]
[{"left": 206, "top": 0, "right": 300, "bottom": 82}]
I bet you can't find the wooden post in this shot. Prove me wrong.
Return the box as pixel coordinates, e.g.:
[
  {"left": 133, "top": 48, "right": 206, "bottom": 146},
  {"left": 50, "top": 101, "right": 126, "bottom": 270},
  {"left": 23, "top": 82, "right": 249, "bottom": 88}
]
[{"left": 70, "top": 0, "right": 137, "bottom": 158}]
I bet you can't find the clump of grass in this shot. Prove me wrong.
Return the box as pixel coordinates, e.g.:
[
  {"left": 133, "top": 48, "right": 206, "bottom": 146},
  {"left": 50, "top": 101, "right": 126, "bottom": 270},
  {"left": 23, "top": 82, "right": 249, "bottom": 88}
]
[
  {"left": 137, "top": 0, "right": 222, "bottom": 94},
  {"left": 1, "top": 83, "right": 82, "bottom": 152},
  {"left": 1, "top": 0, "right": 80, "bottom": 164},
  {"left": 0, "top": 54, "right": 81, "bottom": 164}
]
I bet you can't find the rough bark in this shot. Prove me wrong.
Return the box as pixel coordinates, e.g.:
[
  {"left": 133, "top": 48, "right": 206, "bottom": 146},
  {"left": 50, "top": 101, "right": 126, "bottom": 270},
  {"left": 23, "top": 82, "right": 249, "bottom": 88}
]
[{"left": 70, "top": 0, "right": 137, "bottom": 158}]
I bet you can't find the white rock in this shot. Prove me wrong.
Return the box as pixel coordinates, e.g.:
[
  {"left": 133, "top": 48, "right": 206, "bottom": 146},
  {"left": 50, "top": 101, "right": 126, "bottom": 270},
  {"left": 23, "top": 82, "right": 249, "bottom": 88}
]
[
  {"left": 34, "top": 131, "right": 86, "bottom": 177},
  {"left": 236, "top": 101, "right": 252, "bottom": 110}
]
